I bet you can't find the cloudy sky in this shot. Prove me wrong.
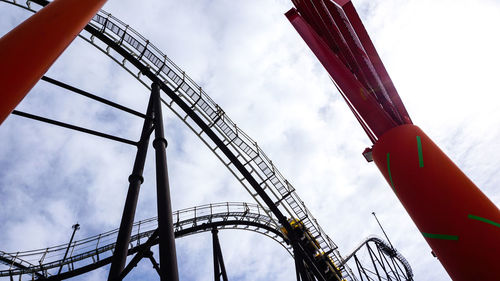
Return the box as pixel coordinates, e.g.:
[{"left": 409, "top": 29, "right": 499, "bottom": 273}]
[{"left": 1, "top": 0, "right": 500, "bottom": 280}]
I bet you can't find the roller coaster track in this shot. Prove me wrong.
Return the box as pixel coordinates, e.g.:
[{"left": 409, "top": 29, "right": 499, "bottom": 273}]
[
  {"left": 0, "top": 202, "right": 287, "bottom": 280},
  {"left": 0, "top": 1, "right": 413, "bottom": 280},
  {"left": 0, "top": 202, "right": 412, "bottom": 281},
  {"left": 341, "top": 236, "right": 414, "bottom": 281}
]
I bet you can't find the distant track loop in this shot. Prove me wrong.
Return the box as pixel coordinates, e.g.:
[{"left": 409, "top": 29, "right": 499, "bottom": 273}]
[{"left": 342, "top": 236, "right": 413, "bottom": 279}]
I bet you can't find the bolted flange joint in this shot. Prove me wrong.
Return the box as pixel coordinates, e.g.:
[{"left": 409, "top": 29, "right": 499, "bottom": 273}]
[
  {"left": 152, "top": 137, "right": 168, "bottom": 149},
  {"left": 128, "top": 173, "right": 144, "bottom": 184}
]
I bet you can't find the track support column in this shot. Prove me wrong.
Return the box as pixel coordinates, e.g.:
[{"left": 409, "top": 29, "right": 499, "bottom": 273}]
[
  {"left": 372, "top": 124, "right": 500, "bottom": 281},
  {"left": 212, "top": 228, "right": 228, "bottom": 281},
  {"left": 152, "top": 82, "right": 179, "bottom": 281},
  {"left": 0, "top": 0, "right": 107, "bottom": 124},
  {"left": 292, "top": 246, "right": 313, "bottom": 281},
  {"left": 108, "top": 96, "right": 155, "bottom": 281}
]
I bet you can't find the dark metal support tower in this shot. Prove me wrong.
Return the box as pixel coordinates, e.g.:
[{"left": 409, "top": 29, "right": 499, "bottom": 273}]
[
  {"left": 294, "top": 256, "right": 307, "bottom": 281},
  {"left": 107, "top": 95, "right": 155, "bottom": 281},
  {"left": 109, "top": 83, "right": 180, "bottom": 281},
  {"left": 292, "top": 246, "right": 313, "bottom": 281},
  {"left": 152, "top": 82, "right": 180, "bottom": 281},
  {"left": 211, "top": 228, "right": 228, "bottom": 281}
]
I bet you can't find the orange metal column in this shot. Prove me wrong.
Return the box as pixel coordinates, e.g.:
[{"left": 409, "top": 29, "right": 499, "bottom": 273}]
[
  {"left": 0, "top": 0, "right": 108, "bottom": 124},
  {"left": 372, "top": 124, "right": 500, "bottom": 281}
]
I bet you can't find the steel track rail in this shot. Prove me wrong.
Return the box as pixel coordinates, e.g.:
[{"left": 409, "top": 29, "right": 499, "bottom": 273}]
[
  {"left": 0, "top": 202, "right": 289, "bottom": 279},
  {"left": 0, "top": 254, "right": 44, "bottom": 279},
  {"left": 341, "top": 236, "right": 413, "bottom": 280},
  {"left": 1, "top": 1, "right": 352, "bottom": 279}
]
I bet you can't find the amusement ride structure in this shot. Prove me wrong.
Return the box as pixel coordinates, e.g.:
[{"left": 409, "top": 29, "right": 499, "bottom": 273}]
[{"left": 0, "top": 0, "right": 498, "bottom": 281}]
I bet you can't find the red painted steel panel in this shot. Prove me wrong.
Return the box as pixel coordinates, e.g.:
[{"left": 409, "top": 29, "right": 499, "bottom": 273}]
[
  {"left": 323, "top": 1, "right": 403, "bottom": 125},
  {"left": 373, "top": 125, "right": 500, "bottom": 281},
  {"left": 0, "top": 0, "right": 108, "bottom": 124},
  {"left": 291, "top": 0, "right": 412, "bottom": 128},
  {"left": 337, "top": 1, "right": 412, "bottom": 124},
  {"left": 332, "top": 0, "right": 350, "bottom": 6},
  {"left": 302, "top": 0, "right": 369, "bottom": 84},
  {"left": 286, "top": 9, "right": 396, "bottom": 139},
  {"left": 291, "top": 0, "right": 351, "bottom": 68},
  {"left": 295, "top": 1, "right": 370, "bottom": 94}
]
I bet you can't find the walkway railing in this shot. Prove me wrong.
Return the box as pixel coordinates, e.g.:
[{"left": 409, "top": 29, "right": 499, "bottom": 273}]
[{"left": 0, "top": 202, "right": 287, "bottom": 279}]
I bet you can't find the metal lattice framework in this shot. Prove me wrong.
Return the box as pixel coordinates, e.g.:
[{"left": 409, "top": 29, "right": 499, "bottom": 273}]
[
  {"left": 342, "top": 236, "right": 413, "bottom": 281},
  {"left": 0, "top": 1, "right": 415, "bottom": 280}
]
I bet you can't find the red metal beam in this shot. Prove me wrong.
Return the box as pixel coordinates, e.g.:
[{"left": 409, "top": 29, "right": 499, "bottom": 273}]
[
  {"left": 292, "top": 0, "right": 364, "bottom": 84},
  {"left": 335, "top": 0, "right": 412, "bottom": 124},
  {"left": 286, "top": 8, "right": 396, "bottom": 140},
  {"left": 0, "top": 0, "right": 108, "bottom": 124},
  {"left": 291, "top": 0, "right": 411, "bottom": 130},
  {"left": 323, "top": 1, "right": 403, "bottom": 125}
]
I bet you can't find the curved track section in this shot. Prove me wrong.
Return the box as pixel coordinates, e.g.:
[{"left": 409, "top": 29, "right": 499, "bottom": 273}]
[
  {"left": 1, "top": 1, "right": 352, "bottom": 280},
  {"left": 0, "top": 202, "right": 289, "bottom": 280},
  {"left": 342, "top": 236, "right": 413, "bottom": 281}
]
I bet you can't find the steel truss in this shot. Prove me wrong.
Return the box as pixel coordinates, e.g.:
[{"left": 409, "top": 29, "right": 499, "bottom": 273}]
[
  {"left": 0, "top": 1, "right": 414, "bottom": 280},
  {"left": 342, "top": 237, "right": 414, "bottom": 281}
]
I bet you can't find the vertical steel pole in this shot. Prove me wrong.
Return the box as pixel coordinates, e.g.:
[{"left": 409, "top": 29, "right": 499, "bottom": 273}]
[
  {"left": 0, "top": 0, "right": 107, "bottom": 124},
  {"left": 107, "top": 96, "right": 155, "bottom": 281},
  {"left": 292, "top": 246, "right": 312, "bottom": 281},
  {"left": 212, "top": 228, "right": 228, "bottom": 281},
  {"left": 293, "top": 254, "right": 302, "bottom": 281},
  {"left": 151, "top": 82, "right": 179, "bottom": 281},
  {"left": 371, "top": 212, "right": 395, "bottom": 250},
  {"left": 57, "top": 223, "right": 80, "bottom": 275},
  {"left": 212, "top": 228, "right": 220, "bottom": 281}
]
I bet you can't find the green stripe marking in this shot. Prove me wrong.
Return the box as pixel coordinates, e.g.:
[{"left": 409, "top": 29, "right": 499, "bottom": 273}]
[
  {"left": 468, "top": 214, "right": 500, "bottom": 228},
  {"left": 387, "top": 153, "right": 396, "bottom": 192},
  {"left": 416, "top": 136, "right": 424, "bottom": 168},
  {"left": 422, "top": 232, "right": 459, "bottom": 240}
]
